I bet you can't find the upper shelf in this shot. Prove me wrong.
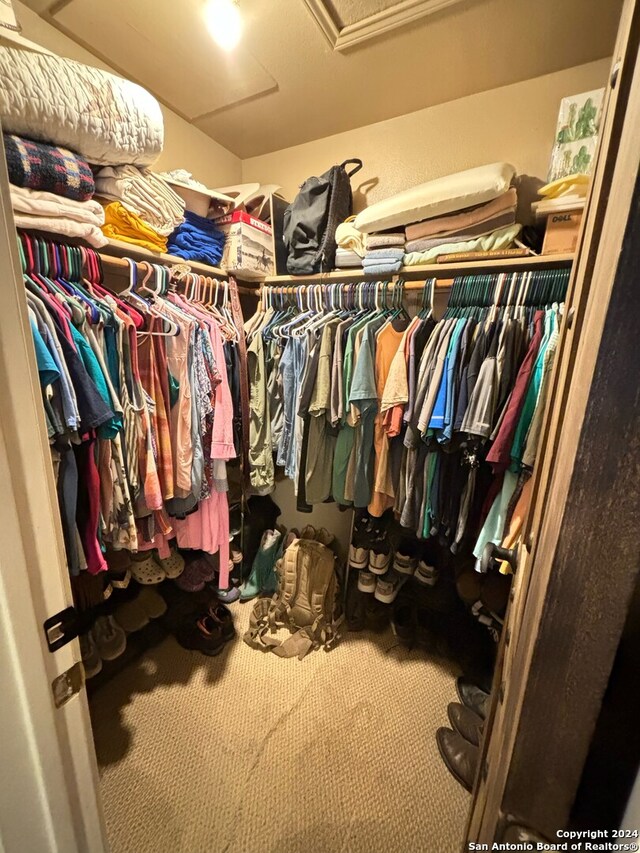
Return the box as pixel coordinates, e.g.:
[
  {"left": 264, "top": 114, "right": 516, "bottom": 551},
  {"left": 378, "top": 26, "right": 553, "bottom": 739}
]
[
  {"left": 262, "top": 253, "right": 574, "bottom": 284},
  {"left": 101, "top": 238, "right": 228, "bottom": 279}
]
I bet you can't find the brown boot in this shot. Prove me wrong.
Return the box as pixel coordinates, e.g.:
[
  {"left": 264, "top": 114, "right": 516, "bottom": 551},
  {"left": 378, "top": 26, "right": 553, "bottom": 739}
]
[{"left": 436, "top": 727, "right": 479, "bottom": 792}]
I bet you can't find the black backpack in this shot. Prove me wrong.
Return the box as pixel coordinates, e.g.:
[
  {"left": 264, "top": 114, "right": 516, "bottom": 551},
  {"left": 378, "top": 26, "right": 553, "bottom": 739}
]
[{"left": 283, "top": 159, "right": 363, "bottom": 275}]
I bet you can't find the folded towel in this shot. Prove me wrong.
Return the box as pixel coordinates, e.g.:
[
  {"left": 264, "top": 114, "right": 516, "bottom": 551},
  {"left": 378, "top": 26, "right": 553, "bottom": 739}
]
[
  {"left": 362, "top": 260, "right": 403, "bottom": 275},
  {"left": 334, "top": 248, "right": 363, "bottom": 268},
  {"left": 335, "top": 217, "right": 366, "bottom": 257},
  {"left": 405, "top": 188, "right": 517, "bottom": 241},
  {"left": 167, "top": 210, "right": 226, "bottom": 267},
  {"left": 403, "top": 223, "right": 522, "bottom": 266},
  {"left": 364, "top": 247, "right": 405, "bottom": 262},
  {"left": 101, "top": 201, "right": 167, "bottom": 253},
  {"left": 4, "top": 133, "right": 94, "bottom": 201},
  {"left": 404, "top": 209, "right": 517, "bottom": 253},
  {"left": 95, "top": 166, "right": 186, "bottom": 236},
  {"left": 14, "top": 213, "right": 108, "bottom": 248},
  {"left": 365, "top": 233, "right": 405, "bottom": 249},
  {"left": 11, "top": 185, "right": 105, "bottom": 226}
]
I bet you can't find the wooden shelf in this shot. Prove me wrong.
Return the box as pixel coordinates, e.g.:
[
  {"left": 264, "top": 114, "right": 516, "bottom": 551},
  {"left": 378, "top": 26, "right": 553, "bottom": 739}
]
[
  {"left": 101, "top": 238, "right": 227, "bottom": 279},
  {"left": 262, "top": 253, "right": 574, "bottom": 284}
]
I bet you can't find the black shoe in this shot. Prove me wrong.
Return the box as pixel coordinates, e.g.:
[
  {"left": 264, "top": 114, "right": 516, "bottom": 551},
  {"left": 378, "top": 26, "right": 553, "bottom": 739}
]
[
  {"left": 416, "top": 608, "right": 436, "bottom": 650},
  {"left": 436, "top": 727, "right": 479, "bottom": 792},
  {"left": 456, "top": 676, "right": 490, "bottom": 719},
  {"left": 176, "top": 613, "right": 231, "bottom": 656},
  {"left": 392, "top": 603, "right": 415, "bottom": 645},
  {"left": 447, "top": 702, "right": 484, "bottom": 746},
  {"left": 207, "top": 602, "right": 235, "bottom": 641}
]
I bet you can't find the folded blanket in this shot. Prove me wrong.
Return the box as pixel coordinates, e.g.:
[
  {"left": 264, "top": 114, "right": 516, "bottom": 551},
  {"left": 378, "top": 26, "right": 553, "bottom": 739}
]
[
  {"left": 362, "top": 260, "right": 403, "bottom": 275},
  {"left": 167, "top": 210, "right": 226, "bottom": 267},
  {"left": 4, "top": 133, "right": 94, "bottom": 201},
  {"left": 334, "top": 248, "right": 363, "bottom": 268},
  {"left": 405, "top": 188, "right": 517, "bottom": 241},
  {"left": 405, "top": 209, "right": 516, "bottom": 253},
  {"left": 101, "top": 201, "right": 167, "bottom": 253},
  {"left": 11, "top": 185, "right": 105, "bottom": 226},
  {"left": 365, "top": 233, "right": 405, "bottom": 249},
  {"left": 403, "top": 223, "right": 522, "bottom": 266},
  {"left": 14, "top": 213, "right": 108, "bottom": 248},
  {"left": 364, "top": 247, "right": 405, "bottom": 262},
  {"left": 95, "top": 166, "right": 185, "bottom": 236},
  {"left": 335, "top": 217, "right": 366, "bottom": 257}
]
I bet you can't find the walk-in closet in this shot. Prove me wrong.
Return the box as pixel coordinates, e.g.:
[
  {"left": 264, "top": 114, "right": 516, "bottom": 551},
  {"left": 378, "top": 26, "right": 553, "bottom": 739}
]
[{"left": 1, "top": 2, "right": 640, "bottom": 852}]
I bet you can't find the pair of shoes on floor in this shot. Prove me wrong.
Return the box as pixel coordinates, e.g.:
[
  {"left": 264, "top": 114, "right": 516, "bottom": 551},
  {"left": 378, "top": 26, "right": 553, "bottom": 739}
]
[
  {"left": 300, "top": 525, "right": 334, "bottom": 546},
  {"left": 414, "top": 560, "right": 439, "bottom": 586},
  {"left": 114, "top": 587, "right": 167, "bottom": 633},
  {"left": 358, "top": 568, "right": 408, "bottom": 603},
  {"left": 176, "top": 602, "right": 235, "bottom": 656},
  {"left": 391, "top": 603, "right": 436, "bottom": 649},
  {"left": 80, "top": 616, "right": 128, "bottom": 678},
  {"left": 131, "top": 548, "right": 185, "bottom": 585},
  {"left": 436, "top": 678, "right": 490, "bottom": 792}
]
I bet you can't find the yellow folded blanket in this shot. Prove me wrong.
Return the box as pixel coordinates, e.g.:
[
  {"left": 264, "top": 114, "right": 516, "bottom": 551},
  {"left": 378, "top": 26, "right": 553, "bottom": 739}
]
[{"left": 101, "top": 201, "right": 167, "bottom": 253}]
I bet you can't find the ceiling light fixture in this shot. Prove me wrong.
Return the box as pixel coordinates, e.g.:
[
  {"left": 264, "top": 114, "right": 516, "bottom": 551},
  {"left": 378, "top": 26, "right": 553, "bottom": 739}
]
[{"left": 204, "top": 0, "right": 243, "bottom": 51}]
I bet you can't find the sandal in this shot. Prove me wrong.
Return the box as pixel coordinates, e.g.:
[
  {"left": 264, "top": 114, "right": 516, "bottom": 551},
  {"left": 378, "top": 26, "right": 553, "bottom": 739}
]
[{"left": 130, "top": 555, "right": 166, "bottom": 585}]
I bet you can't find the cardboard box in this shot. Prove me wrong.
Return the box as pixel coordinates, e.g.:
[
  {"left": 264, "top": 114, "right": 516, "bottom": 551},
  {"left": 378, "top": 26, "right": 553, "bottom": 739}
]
[
  {"left": 542, "top": 211, "right": 583, "bottom": 255},
  {"left": 217, "top": 211, "right": 274, "bottom": 279}
]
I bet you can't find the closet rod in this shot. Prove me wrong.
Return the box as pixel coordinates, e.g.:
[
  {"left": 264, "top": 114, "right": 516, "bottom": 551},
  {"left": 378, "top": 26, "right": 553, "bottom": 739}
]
[{"left": 253, "top": 279, "right": 454, "bottom": 297}]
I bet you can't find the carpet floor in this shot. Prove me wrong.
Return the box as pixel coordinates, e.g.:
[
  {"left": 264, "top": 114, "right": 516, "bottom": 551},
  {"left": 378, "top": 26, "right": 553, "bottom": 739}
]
[{"left": 90, "top": 603, "right": 470, "bottom": 853}]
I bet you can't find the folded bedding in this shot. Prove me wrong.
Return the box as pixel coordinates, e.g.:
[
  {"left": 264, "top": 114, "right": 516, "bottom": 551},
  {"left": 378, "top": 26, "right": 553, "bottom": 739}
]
[
  {"left": 335, "top": 217, "right": 366, "bottom": 257},
  {"left": 167, "top": 210, "right": 226, "bottom": 267},
  {"left": 0, "top": 46, "right": 163, "bottom": 166},
  {"left": 365, "top": 233, "right": 405, "bottom": 249},
  {"left": 10, "top": 185, "right": 105, "bottom": 226},
  {"left": 95, "top": 166, "right": 185, "bottom": 236},
  {"left": 334, "top": 248, "right": 363, "bottom": 268},
  {"left": 14, "top": 213, "right": 108, "bottom": 248},
  {"left": 362, "top": 260, "right": 403, "bottom": 275},
  {"left": 4, "top": 133, "right": 94, "bottom": 201},
  {"left": 403, "top": 223, "right": 522, "bottom": 266},
  {"left": 364, "top": 247, "right": 405, "bottom": 262},
  {"left": 405, "top": 188, "right": 517, "bottom": 241},
  {"left": 404, "top": 209, "right": 516, "bottom": 253},
  {"left": 355, "top": 162, "right": 515, "bottom": 233},
  {"left": 101, "top": 201, "right": 167, "bottom": 253}
]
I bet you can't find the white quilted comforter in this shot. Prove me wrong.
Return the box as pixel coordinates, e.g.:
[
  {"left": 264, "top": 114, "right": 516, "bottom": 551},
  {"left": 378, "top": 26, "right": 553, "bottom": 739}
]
[{"left": 0, "top": 46, "right": 164, "bottom": 166}]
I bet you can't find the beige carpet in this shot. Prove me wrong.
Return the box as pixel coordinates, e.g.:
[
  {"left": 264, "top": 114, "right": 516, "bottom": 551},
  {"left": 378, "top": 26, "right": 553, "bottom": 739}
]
[{"left": 90, "top": 603, "right": 470, "bottom": 853}]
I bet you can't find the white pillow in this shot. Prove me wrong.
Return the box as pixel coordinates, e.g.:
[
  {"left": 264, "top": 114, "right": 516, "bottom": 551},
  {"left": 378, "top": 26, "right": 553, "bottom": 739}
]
[{"left": 354, "top": 162, "right": 516, "bottom": 234}]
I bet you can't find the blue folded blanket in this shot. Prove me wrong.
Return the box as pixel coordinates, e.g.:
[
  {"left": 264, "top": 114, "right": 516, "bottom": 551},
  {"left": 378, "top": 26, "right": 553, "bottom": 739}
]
[
  {"left": 363, "top": 247, "right": 405, "bottom": 262},
  {"left": 362, "top": 260, "right": 403, "bottom": 275},
  {"left": 167, "top": 210, "right": 226, "bottom": 267}
]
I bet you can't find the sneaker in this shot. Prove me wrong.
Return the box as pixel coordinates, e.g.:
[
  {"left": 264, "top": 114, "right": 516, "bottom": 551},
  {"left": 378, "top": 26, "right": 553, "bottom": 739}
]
[
  {"left": 416, "top": 608, "right": 436, "bottom": 649},
  {"left": 80, "top": 632, "right": 102, "bottom": 678},
  {"left": 130, "top": 554, "right": 166, "bottom": 585},
  {"left": 415, "top": 560, "right": 439, "bottom": 586},
  {"left": 207, "top": 602, "right": 235, "bottom": 640},
  {"left": 91, "top": 616, "right": 127, "bottom": 661},
  {"left": 348, "top": 545, "right": 368, "bottom": 570},
  {"left": 393, "top": 552, "right": 419, "bottom": 576},
  {"left": 154, "top": 548, "right": 185, "bottom": 579},
  {"left": 217, "top": 585, "right": 241, "bottom": 604},
  {"left": 369, "top": 549, "right": 391, "bottom": 575},
  {"left": 392, "top": 603, "right": 415, "bottom": 644},
  {"left": 176, "top": 613, "right": 231, "bottom": 656},
  {"left": 357, "top": 570, "right": 376, "bottom": 594},
  {"left": 374, "top": 570, "right": 408, "bottom": 604}
]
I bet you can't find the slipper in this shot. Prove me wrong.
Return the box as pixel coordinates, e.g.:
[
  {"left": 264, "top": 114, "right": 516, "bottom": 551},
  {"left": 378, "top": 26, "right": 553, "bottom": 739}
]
[
  {"left": 130, "top": 555, "right": 167, "bottom": 585},
  {"left": 137, "top": 586, "right": 167, "bottom": 619},
  {"left": 154, "top": 548, "right": 185, "bottom": 579},
  {"left": 174, "top": 560, "right": 206, "bottom": 592},
  {"left": 114, "top": 598, "right": 149, "bottom": 633}
]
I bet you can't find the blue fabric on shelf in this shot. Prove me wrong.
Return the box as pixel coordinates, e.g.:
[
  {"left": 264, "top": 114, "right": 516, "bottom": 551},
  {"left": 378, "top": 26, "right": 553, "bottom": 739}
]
[
  {"left": 360, "top": 260, "right": 403, "bottom": 275},
  {"left": 167, "top": 209, "right": 226, "bottom": 267},
  {"left": 363, "top": 247, "right": 405, "bottom": 261}
]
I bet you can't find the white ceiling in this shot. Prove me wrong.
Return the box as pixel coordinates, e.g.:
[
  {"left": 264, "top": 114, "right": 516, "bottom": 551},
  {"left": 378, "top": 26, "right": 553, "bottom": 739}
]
[{"left": 20, "top": 0, "right": 622, "bottom": 158}]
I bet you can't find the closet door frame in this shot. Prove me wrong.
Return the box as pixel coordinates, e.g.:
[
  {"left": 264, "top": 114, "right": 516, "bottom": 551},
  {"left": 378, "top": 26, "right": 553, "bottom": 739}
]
[
  {"left": 0, "top": 125, "right": 109, "bottom": 853},
  {"left": 465, "top": 0, "right": 640, "bottom": 844}
]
